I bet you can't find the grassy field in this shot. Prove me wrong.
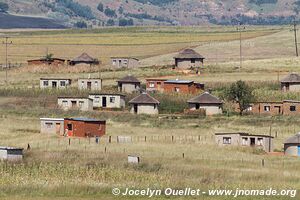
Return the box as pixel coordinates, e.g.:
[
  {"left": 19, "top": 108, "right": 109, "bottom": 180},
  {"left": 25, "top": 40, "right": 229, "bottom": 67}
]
[{"left": 0, "top": 26, "right": 300, "bottom": 200}]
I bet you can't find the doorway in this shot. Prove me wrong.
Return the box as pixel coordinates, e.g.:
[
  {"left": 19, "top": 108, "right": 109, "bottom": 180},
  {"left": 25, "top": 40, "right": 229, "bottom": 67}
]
[
  {"left": 52, "top": 81, "right": 57, "bottom": 88},
  {"left": 250, "top": 138, "right": 256, "bottom": 146},
  {"left": 87, "top": 82, "right": 92, "bottom": 90},
  {"left": 71, "top": 101, "right": 76, "bottom": 108},
  {"left": 102, "top": 97, "right": 107, "bottom": 107},
  {"left": 134, "top": 104, "right": 138, "bottom": 114}
]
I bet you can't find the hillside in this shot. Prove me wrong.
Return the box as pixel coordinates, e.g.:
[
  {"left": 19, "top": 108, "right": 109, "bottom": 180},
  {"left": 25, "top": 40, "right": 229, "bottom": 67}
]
[{"left": 1, "top": 0, "right": 300, "bottom": 28}]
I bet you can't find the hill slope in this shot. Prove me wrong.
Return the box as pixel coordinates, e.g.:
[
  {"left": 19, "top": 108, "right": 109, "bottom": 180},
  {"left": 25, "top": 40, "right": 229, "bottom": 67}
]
[{"left": 1, "top": 0, "right": 300, "bottom": 28}]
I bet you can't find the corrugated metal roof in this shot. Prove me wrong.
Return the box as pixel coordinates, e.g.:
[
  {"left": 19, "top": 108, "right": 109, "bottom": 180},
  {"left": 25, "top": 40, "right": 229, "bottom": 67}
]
[
  {"left": 40, "top": 118, "right": 64, "bottom": 121},
  {"left": 165, "top": 79, "right": 194, "bottom": 84},
  {"left": 215, "top": 132, "right": 274, "bottom": 138},
  {"left": 65, "top": 118, "right": 105, "bottom": 122},
  {"left": 0, "top": 146, "right": 23, "bottom": 150}
]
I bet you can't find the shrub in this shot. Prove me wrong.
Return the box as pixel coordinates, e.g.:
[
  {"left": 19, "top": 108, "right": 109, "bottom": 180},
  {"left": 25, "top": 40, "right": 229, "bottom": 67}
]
[
  {"left": 104, "top": 7, "right": 116, "bottom": 17},
  {"left": 74, "top": 21, "right": 87, "bottom": 28},
  {"left": 97, "top": 3, "right": 104, "bottom": 12},
  {"left": 0, "top": 2, "right": 8, "bottom": 13}
]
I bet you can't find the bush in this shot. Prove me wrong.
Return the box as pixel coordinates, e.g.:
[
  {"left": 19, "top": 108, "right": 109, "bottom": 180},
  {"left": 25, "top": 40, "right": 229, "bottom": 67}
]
[
  {"left": 118, "top": 18, "right": 134, "bottom": 26},
  {"left": 97, "top": 3, "right": 104, "bottom": 12},
  {"left": 56, "top": 0, "right": 95, "bottom": 19},
  {"left": 74, "top": 21, "right": 87, "bottom": 28},
  {"left": 106, "top": 19, "right": 115, "bottom": 26},
  {"left": 0, "top": 2, "right": 8, "bottom": 13},
  {"left": 104, "top": 7, "right": 116, "bottom": 17}
]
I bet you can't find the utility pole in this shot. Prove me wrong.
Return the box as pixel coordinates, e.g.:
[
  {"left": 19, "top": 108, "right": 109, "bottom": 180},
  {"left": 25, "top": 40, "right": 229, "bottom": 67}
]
[
  {"left": 237, "top": 23, "right": 245, "bottom": 70},
  {"left": 2, "top": 37, "right": 12, "bottom": 83},
  {"left": 293, "top": 20, "right": 299, "bottom": 57}
]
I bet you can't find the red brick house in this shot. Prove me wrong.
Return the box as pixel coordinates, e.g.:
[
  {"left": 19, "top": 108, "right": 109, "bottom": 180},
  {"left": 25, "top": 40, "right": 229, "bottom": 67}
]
[
  {"left": 146, "top": 78, "right": 167, "bottom": 92},
  {"left": 64, "top": 118, "right": 106, "bottom": 138},
  {"left": 163, "top": 79, "right": 204, "bottom": 94}
]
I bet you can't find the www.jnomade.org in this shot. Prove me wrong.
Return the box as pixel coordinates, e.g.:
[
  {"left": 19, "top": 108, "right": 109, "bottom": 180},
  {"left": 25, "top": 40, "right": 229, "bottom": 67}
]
[{"left": 112, "top": 188, "right": 297, "bottom": 198}]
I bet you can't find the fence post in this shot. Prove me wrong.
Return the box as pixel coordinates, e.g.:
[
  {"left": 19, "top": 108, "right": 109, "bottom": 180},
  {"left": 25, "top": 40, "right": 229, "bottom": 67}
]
[
  {"left": 144, "top": 136, "right": 147, "bottom": 142},
  {"left": 261, "top": 159, "right": 265, "bottom": 167},
  {"left": 68, "top": 138, "right": 71, "bottom": 146},
  {"left": 172, "top": 135, "right": 174, "bottom": 142},
  {"left": 109, "top": 136, "right": 111, "bottom": 143},
  {"left": 182, "top": 153, "right": 185, "bottom": 159}
]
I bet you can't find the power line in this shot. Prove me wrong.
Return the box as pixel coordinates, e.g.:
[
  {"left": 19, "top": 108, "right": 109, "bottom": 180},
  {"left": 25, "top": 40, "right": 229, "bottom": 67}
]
[
  {"left": 293, "top": 20, "right": 298, "bottom": 57},
  {"left": 2, "top": 37, "right": 12, "bottom": 84}
]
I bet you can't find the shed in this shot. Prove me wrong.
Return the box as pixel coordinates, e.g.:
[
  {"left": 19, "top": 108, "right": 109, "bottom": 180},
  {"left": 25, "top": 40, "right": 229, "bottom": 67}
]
[
  {"left": 281, "top": 73, "right": 300, "bottom": 92},
  {"left": 187, "top": 92, "right": 223, "bottom": 115},
  {"left": 89, "top": 93, "right": 126, "bottom": 109},
  {"left": 111, "top": 57, "right": 139, "bottom": 68},
  {"left": 164, "top": 79, "right": 204, "bottom": 94},
  {"left": 57, "top": 97, "right": 93, "bottom": 111},
  {"left": 174, "top": 49, "right": 205, "bottom": 69},
  {"left": 284, "top": 133, "right": 300, "bottom": 156},
  {"left": 215, "top": 132, "right": 274, "bottom": 152},
  {"left": 0, "top": 147, "right": 23, "bottom": 161},
  {"left": 129, "top": 93, "right": 160, "bottom": 115},
  {"left": 64, "top": 118, "right": 106, "bottom": 137},
  {"left": 40, "top": 118, "right": 64, "bottom": 135},
  {"left": 117, "top": 75, "right": 141, "bottom": 93},
  {"left": 69, "top": 53, "right": 99, "bottom": 66},
  {"left": 78, "top": 78, "right": 102, "bottom": 91},
  {"left": 40, "top": 78, "right": 71, "bottom": 89}
]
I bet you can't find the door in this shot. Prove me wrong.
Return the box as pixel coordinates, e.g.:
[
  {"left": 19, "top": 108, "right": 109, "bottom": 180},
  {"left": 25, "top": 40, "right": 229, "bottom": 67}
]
[
  {"left": 102, "top": 97, "right": 107, "bottom": 108},
  {"left": 157, "top": 82, "right": 161, "bottom": 91},
  {"left": 298, "top": 146, "right": 300, "bottom": 156},
  {"left": 56, "top": 123, "right": 61, "bottom": 135},
  {"left": 71, "top": 101, "right": 76, "bottom": 108},
  {"left": 250, "top": 138, "right": 255, "bottom": 146},
  {"left": 67, "top": 124, "right": 73, "bottom": 137},
  {"left": 134, "top": 104, "right": 138, "bottom": 114},
  {"left": 195, "top": 104, "right": 200, "bottom": 110},
  {"left": 52, "top": 81, "right": 57, "bottom": 88},
  {"left": 87, "top": 82, "right": 92, "bottom": 90},
  {"left": 274, "top": 106, "right": 281, "bottom": 114}
]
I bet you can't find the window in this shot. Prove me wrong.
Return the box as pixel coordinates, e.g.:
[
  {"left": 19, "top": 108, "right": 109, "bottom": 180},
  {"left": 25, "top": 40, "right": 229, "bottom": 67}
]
[
  {"left": 45, "top": 122, "right": 53, "bottom": 128},
  {"left": 110, "top": 97, "right": 115, "bottom": 103},
  {"left": 95, "top": 81, "right": 98, "bottom": 86},
  {"left": 79, "top": 101, "right": 84, "bottom": 107},
  {"left": 290, "top": 106, "right": 296, "bottom": 112},
  {"left": 174, "top": 87, "right": 180, "bottom": 92},
  {"left": 62, "top": 100, "right": 68, "bottom": 107},
  {"left": 81, "top": 81, "right": 84, "bottom": 86},
  {"left": 149, "top": 82, "right": 155, "bottom": 88},
  {"left": 191, "top": 59, "right": 196, "bottom": 63},
  {"left": 60, "top": 81, "right": 66, "bottom": 87},
  {"left": 112, "top": 60, "right": 116, "bottom": 65},
  {"left": 264, "top": 106, "right": 270, "bottom": 112},
  {"left": 67, "top": 124, "right": 72, "bottom": 131},
  {"left": 242, "top": 137, "right": 248, "bottom": 146},
  {"left": 123, "top": 59, "right": 128, "bottom": 65},
  {"left": 257, "top": 138, "right": 263, "bottom": 146},
  {"left": 94, "top": 96, "right": 100, "bottom": 103},
  {"left": 246, "top": 105, "right": 253, "bottom": 111},
  {"left": 43, "top": 81, "right": 49, "bottom": 86},
  {"left": 223, "top": 137, "right": 231, "bottom": 144}
]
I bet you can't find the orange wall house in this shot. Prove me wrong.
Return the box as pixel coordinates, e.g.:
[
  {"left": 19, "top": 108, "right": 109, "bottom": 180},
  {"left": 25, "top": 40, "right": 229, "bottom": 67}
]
[
  {"left": 163, "top": 80, "right": 204, "bottom": 94},
  {"left": 64, "top": 118, "right": 106, "bottom": 138}
]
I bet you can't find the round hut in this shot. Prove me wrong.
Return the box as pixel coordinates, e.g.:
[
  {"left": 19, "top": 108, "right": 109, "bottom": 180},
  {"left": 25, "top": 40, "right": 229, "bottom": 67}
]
[{"left": 284, "top": 133, "right": 300, "bottom": 156}]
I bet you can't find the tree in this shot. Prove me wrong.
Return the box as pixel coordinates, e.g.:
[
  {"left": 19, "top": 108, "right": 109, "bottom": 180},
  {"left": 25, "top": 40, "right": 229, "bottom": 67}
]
[
  {"left": 45, "top": 53, "right": 54, "bottom": 61},
  {"left": 0, "top": 2, "right": 9, "bottom": 13},
  {"left": 106, "top": 19, "right": 115, "bottom": 26},
  {"left": 226, "top": 80, "right": 255, "bottom": 115},
  {"left": 104, "top": 7, "right": 116, "bottom": 17},
  {"left": 97, "top": 3, "right": 104, "bottom": 12},
  {"left": 119, "top": 18, "right": 134, "bottom": 26},
  {"left": 74, "top": 21, "right": 87, "bottom": 28}
]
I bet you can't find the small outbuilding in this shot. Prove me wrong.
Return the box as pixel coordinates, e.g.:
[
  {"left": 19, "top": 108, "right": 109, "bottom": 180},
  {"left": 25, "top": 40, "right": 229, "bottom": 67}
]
[
  {"left": 284, "top": 133, "right": 300, "bottom": 156},
  {"left": 117, "top": 75, "right": 141, "bottom": 93},
  {"left": 174, "top": 49, "right": 205, "bottom": 69},
  {"left": 111, "top": 57, "right": 139, "bottom": 68},
  {"left": 78, "top": 78, "right": 102, "bottom": 91},
  {"left": 89, "top": 93, "right": 126, "bottom": 109},
  {"left": 64, "top": 118, "right": 106, "bottom": 137},
  {"left": 0, "top": 147, "right": 23, "bottom": 161},
  {"left": 215, "top": 132, "right": 274, "bottom": 152},
  {"left": 57, "top": 97, "right": 93, "bottom": 111},
  {"left": 40, "top": 78, "right": 71, "bottom": 89},
  {"left": 40, "top": 118, "right": 64, "bottom": 135},
  {"left": 69, "top": 53, "right": 99, "bottom": 66},
  {"left": 187, "top": 92, "right": 223, "bottom": 115},
  {"left": 129, "top": 93, "right": 160, "bottom": 115},
  {"left": 281, "top": 72, "right": 300, "bottom": 92}
]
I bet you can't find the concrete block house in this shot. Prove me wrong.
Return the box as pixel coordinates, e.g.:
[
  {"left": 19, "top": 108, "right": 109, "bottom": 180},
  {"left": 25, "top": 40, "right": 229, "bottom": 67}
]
[
  {"left": 111, "top": 57, "right": 139, "bottom": 68},
  {"left": 284, "top": 133, "right": 300, "bottom": 156},
  {"left": 78, "top": 78, "right": 102, "bottom": 91},
  {"left": 40, "top": 118, "right": 64, "bottom": 135},
  {"left": 117, "top": 75, "right": 141, "bottom": 93},
  {"left": 174, "top": 49, "right": 205, "bottom": 69},
  {"left": 186, "top": 92, "right": 223, "bottom": 115},
  {"left": 129, "top": 93, "right": 160, "bottom": 115},
  {"left": 164, "top": 79, "right": 204, "bottom": 94},
  {"left": 64, "top": 118, "right": 106, "bottom": 137},
  {"left": 88, "top": 93, "right": 126, "bottom": 109},
  {"left": 40, "top": 78, "right": 71, "bottom": 89},
  {"left": 57, "top": 97, "right": 93, "bottom": 111},
  {"left": 281, "top": 73, "right": 300, "bottom": 92},
  {"left": 215, "top": 132, "right": 274, "bottom": 152},
  {"left": 146, "top": 78, "right": 167, "bottom": 92},
  {"left": 0, "top": 147, "right": 23, "bottom": 161}
]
